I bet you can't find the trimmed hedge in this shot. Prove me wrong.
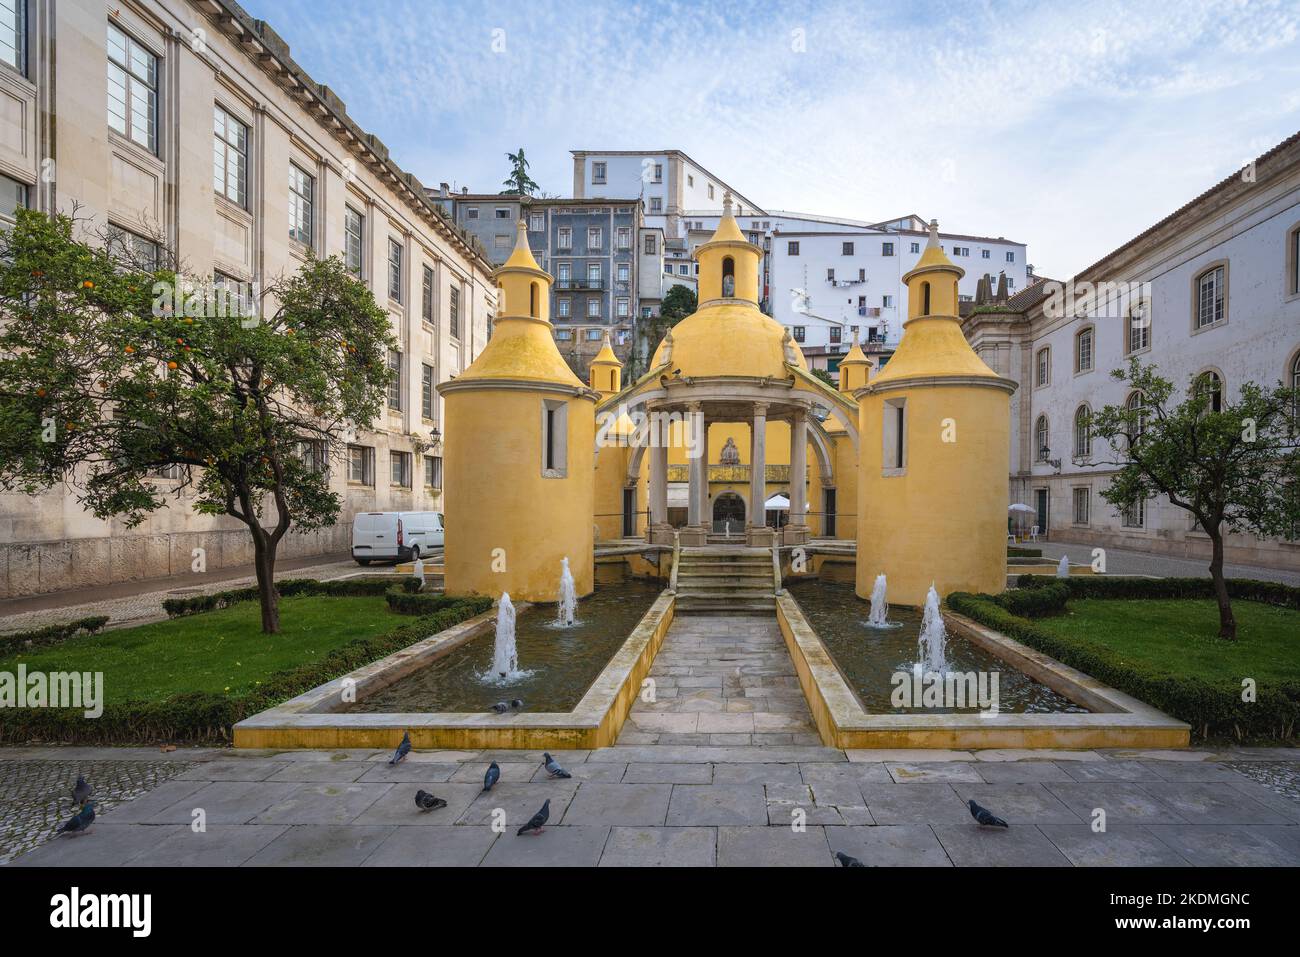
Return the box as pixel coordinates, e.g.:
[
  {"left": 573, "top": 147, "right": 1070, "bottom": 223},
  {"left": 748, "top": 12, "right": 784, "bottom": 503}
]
[
  {"left": 161, "top": 577, "right": 392, "bottom": 618},
  {"left": 0, "top": 594, "right": 493, "bottom": 745},
  {"left": 0, "top": 616, "right": 110, "bottom": 656},
  {"left": 948, "top": 590, "right": 1300, "bottom": 741},
  {"left": 993, "top": 581, "right": 1069, "bottom": 618},
  {"left": 1016, "top": 574, "right": 1300, "bottom": 611},
  {"left": 1007, "top": 547, "right": 1043, "bottom": 558},
  {"left": 385, "top": 590, "right": 470, "bottom": 616}
]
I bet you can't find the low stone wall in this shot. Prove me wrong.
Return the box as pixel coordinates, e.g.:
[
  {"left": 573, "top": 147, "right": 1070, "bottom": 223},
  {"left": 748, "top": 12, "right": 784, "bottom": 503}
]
[{"left": 0, "top": 524, "right": 352, "bottom": 599}]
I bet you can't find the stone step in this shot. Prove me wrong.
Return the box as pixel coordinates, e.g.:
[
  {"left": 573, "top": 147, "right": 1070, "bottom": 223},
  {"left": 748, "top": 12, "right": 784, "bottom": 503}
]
[
  {"left": 674, "top": 596, "right": 776, "bottom": 615},
  {"left": 678, "top": 558, "right": 770, "bottom": 569},
  {"left": 680, "top": 547, "right": 770, "bottom": 557},
  {"left": 677, "top": 585, "right": 775, "bottom": 599},
  {"left": 676, "top": 567, "right": 771, "bottom": 577}
]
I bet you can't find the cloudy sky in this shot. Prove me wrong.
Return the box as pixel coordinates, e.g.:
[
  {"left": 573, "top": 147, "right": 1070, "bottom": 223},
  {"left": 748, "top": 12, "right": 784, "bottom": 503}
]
[{"left": 241, "top": 0, "right": 1300, "bottom": 278}]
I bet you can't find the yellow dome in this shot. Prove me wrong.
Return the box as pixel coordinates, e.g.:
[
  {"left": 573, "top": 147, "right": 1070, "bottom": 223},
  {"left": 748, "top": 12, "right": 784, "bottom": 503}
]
[{"left": 650, "top": 300, "right": 807, "bottom": 378}]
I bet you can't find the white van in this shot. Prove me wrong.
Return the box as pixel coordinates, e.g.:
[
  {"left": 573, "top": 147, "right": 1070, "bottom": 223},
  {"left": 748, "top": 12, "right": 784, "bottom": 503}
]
[{"left": 351, "top": 511, "right": 444, "bottom": 565}]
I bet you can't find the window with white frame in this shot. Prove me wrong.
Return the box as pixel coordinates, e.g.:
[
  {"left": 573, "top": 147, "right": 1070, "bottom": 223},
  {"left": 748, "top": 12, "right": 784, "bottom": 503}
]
[
  {"left": 1006, "top": 251, "right": 1015, "bottom": 263},
  {"left": 1195, "top": 265, "right": 1225, "bottom": 328},
  {"left": 466, "top": 207, "right": 479, "bottom": 219},
  {"left": 387, "top": 350, "right": 403, "bottom": 410},
  {"left": 1127, "top": 300, "right": 1150, "bottom": 353},
  {"left": 616, "top": 297, "right": 629, "bottom": 318},
  {"left": 587, "top": 226, "right": 602, "bottom": 249},
  {"left": 910, "top": 242, "right": 920, "bottom": 253},
  {"left": 649, "top": 197, "right": 662, "bottom": 213},
  {"left": 842, "top": 242, "right": 854, "bottom": 256},
  {"left": 421, "top": 363, "right": 434, "bottom": 419},
  {"left": 616, "top": 262, "right": 630, "bottom": 283},
  {"left": 449, "top": 285, "right": 460, "bottom": 338},
  {"left": 1121, "top": 499, "right": 1146, "bottom": 528},
  {"left": 0, "top": 172, "right": 26, "bottom": 226},
  {"left": 592, "top": 161, "right": 606, "bottom": 184},
  {"left": 213, "top": 106, "right": 248, "bottom": 206},
  {"left": 1195, "top": 370, "right": 1224, "bottom": 413},
  {"left": 555, "top": 328, "right": 572, "bottom": 340},
  {"left": 792, "top": 326, "right": 805, "bottom": 343},
  {"left": 424, "top": 455, "right": 443, "bottom": 489},
  {"left": 106, "top": 224, "right": 160, "bottom": 270},
  {"left": 707, "top": 185, "right": 714, "bottom": 200},
  {"left": 1072, "top": 487, "right": 1090, "bottom": 525},
  {"left": 882, "top": 294, "right": 893, "bottom": 308},
  {"left": 643, "top": 234, "right": 656, "bottom": 255},
  {"left": 587, "top": 262, "right": 601, "bottom": 285},
  {"left": 107, "top": 23, "right": 157, "bottom": 153},
  {"left": 288, "top": 164, "right": 314, "bottom": 248},
  {"left": 586, "top": 328, "right": 602, "bottom": 341},
  {"left": 390, "top": 450, "right": 412, "bottom": 488},
  {"left": 494, "top": 207, "right": 510, "bottom": 219},
  {"left": 1035, "top": 415, "right": 1050, "bottom": 461},
  {"left": 529, "top": 212, "right": 544, "bottom": 232},
  {"left": 557, "top": 297, "right": 570, "bottom": 318},
  {"left": 388, "top": 238, "right": 403, "bottom": 302},
  {"left": 787, "top": 241, "right": 800, "bottom": 255},
  {"left": 1125, "top": 391, "right": 1147, "bottom": 452},
  {"left": 347, "top": 444, "right": 374, "bottom": 485},
  {"left": 421, "top": 265, "right": 434, "bottom": 324},
  {"left": 344, "top": 206, "right": 364, "bottom": 277},
  {"left": 557, "top": 226, "right": 572, "bottom": 249},
  {"left": 1074, "top": 405, "right": 1091, "bottom": 459},
  {"left": 652, "top": 163, "right": 663, "bottom": 182},
  {"left": 586, "top": 298, "right": 600, "bottom": 318},
  {"left": 616, "top": 227, "right": 631, "bottom": 249},
  {"left": 881, "top": 242, "right": 894, "bottom": 256},
  {"left": 1075, "top": 326, "right": 1093, "bottom": 373},
  {"left": 1035, "top": 346, "right": 1050, "bottom": 387},
  {"left": 2, "top": 0, "right": 24, "bottom": 72},
  {"left": 982, "top": 249, "right": 990, "bottom": 259}
]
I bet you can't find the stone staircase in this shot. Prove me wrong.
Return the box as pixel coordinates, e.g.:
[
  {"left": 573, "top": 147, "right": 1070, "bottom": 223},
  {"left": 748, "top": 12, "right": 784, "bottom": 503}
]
[{"left": 673, "top": 546, "right": 776, "bottom": 616}]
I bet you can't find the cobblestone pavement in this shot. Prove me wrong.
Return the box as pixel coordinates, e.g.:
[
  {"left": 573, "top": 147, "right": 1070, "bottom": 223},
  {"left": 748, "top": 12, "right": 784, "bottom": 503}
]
[
  {"left": 0, "top": 558, "right": 361, "bottom": 635},
  {"left": 1033, "top": 540, "right": 1300, "bottom": 586},
  {"left": 5, "top": 615, "right": 1299, "bottom": 867},
  {"left": 1, "top": 757, "right": 196, "bottom": 864}
]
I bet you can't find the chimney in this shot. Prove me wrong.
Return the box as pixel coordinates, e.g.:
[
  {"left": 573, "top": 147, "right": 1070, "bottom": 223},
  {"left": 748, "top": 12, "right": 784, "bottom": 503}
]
[{"left": 439, "top": 182, "right": 449, "bottom": 197}]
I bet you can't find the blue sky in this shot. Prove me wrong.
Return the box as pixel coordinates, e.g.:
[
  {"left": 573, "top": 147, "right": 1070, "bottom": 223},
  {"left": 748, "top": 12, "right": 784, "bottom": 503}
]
[{"left": 241, "top": 0, "right": 1300, "bottom": 277}]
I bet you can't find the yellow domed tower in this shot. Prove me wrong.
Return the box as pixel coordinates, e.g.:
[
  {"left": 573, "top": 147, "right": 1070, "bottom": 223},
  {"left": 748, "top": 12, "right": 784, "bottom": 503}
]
[
  {"left": 437, "top": 221, "right": 597, "bottom": 602},
  {"left": 837, "top": 330, "right": 871, "bottom": 394},
  {"left": 589, "top": 331, "right": 622, "bottom": 398},
  {"left": 855, "top": 221, "right": 1015, "bottom": 606}
]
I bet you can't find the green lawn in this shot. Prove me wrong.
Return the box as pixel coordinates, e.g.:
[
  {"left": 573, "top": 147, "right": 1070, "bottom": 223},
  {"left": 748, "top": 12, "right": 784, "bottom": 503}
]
[
  {"left": 0, "top": 595, "right": 396, "bottom": 704},
  {"left": 1031, "top": 598, "right": 1300, "bottom": 684}
]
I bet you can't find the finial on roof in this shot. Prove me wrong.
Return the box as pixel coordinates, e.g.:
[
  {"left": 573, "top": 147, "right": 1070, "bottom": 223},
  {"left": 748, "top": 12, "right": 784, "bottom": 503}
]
[
  {"left": 722, "top": 190, "right": 733, "bottom": 218},
  {"left": 514, "top": 218, "right": 529, "bottom": 250},
  {"left": 927, "top": 219, "right": 940, "bottom": 247}
]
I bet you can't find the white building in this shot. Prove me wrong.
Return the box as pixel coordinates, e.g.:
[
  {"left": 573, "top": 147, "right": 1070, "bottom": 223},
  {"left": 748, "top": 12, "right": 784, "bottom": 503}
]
[
  {"left": 0, "top": 0, "right": 496, "bottom": 598},
  {"left": 965, "top": 130, "right": 1300, "bottom": 570}
]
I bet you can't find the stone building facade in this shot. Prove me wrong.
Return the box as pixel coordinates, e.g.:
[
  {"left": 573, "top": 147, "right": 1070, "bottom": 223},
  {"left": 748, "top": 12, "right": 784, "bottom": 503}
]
[
  {"left": 964, "top": 130, "right": 1300, "bottom": 571},
  {"left": 0, "top": 0, "right": 497, "bottom": 598}
]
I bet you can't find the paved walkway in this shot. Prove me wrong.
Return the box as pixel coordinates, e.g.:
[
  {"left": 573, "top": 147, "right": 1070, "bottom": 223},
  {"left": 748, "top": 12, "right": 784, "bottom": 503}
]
[
  {"left": 6, "top": 614, "right": 1300, "bottom": 867},
  {"left": 1034, "top": 539, "right": 1300, "bottom": 586},
  {"left": 0, "top": 555, "right": 360, "bottom": 635}
]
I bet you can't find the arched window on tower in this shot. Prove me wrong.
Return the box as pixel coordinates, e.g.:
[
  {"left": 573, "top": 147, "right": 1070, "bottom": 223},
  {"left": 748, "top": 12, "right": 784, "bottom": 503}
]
[
  {"left": 921, "top": 281, "right": 931, "bottom": 315},
  {"left": 529, "top": 281, "right": 539, "bottom": 318},
  {"left": 722, "top": 256, "right": 735, "bottom": 298}
]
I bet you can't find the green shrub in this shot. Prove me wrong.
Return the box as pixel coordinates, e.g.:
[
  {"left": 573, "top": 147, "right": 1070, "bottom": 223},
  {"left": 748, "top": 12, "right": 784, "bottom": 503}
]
[
  {"left": 0, "top": 615, "right": 111, "bottom": 656},
  {"left": 1007, "top": 547, "right": 1042, "bottom": 558},
  {"left": 994, "top": 581, "right": 1069, "bottom": 617},
  {"left": 162, "top": 577, "right": 393, "bottom": 618},
  {"left": 947, "top": 591, "right": 1300, "bottom": 740},
  {"left": 385, "top": 590, "right": 466, "bottom": 616},
  {"left": 0, "top": 594, "right": 494, "bottom": 745},
  {"left": 1015, "top": 574, "right": 1300, "bottom": 611}
]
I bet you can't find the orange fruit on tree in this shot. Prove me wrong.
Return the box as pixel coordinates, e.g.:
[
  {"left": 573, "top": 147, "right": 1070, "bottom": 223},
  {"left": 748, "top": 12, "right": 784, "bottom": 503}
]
[
  {"left": 82, "top": 280, "right": 94, "bottom": 289},
  {"left": 167, "top": 361, "right": 178, "bottom": 370},
  {"left": 124, "top": 345, "right": 135, "bottom": 354}
]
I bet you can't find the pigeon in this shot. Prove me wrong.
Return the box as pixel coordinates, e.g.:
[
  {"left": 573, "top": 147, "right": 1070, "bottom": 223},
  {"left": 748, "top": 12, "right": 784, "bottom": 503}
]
[
  {"left": 835, "top": 851, "right": 866, "bottom": 868},
  {"left": 389, "top": 730, "right": 411, "bottom": 765},
  {"left": 968, "top": 799, "right": 1009, "bottom": 828},
  {"left": 542, "top": 753, "right": 571, "bottom": 779},
  {"left": 510, "top": 699, "right": 524, "bottom": 710},
  {"left": 72, "top": 774, "right": 92, "bottom": 806},
  {"left": 517, "top": 799, "right": 550, "bottom": 836},
  {"left": 490, "top": 702, "right": 510, "bottom": 714},
  {"left": 414, "top": 789, "right": 447, "bottom": 812},
  {"left": 57, "top": 801, "right": 95, "bottom": 835},
  {"left": 483, "top": 761, "right": 500, "bottom": 792}
]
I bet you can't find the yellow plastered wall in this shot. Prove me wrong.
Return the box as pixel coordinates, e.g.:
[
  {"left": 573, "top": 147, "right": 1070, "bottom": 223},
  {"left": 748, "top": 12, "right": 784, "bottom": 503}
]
[
  {"left": 830, "top": 433, "right": 857, "bottom": 540},
  {"left": 443, "top": 389, "right": 595, "bottom": 601},
  {"left": 856, "top": 383, "right": 1008, "bottom": 606},
  {"left": 594, "top": 443, "right": 630, "bottom": 542}
]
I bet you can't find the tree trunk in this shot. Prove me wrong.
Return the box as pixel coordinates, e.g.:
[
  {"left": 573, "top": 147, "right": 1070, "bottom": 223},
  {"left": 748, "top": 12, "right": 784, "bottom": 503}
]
[
  {"left": 252, "top": 535, "right": 281, "bottom": 635},
  {"left": 1208, "top": 530, "right": 1236, "bottom": 641}
]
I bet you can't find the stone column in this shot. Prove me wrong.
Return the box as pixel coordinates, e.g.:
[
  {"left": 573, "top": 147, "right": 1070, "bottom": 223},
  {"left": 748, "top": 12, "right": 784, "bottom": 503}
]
[
  {"left": 748, "top": 402, "right": 774, "bottom": 547},
  {"left": 786, "top": 407, "right": 809, "bottom": 545},
  {"left": 648, "top": 411, "right": 670, "bottom": 544},
  {"left": 681, "top": 402, "right": 708, "bottom": 545}
]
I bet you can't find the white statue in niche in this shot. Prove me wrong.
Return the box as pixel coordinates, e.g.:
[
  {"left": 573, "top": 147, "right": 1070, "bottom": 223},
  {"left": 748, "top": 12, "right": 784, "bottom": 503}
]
[
  {"left": 719, "top": 437, "right": 740, "bottom": 465},
  {"left": 722, "top": 274, "right": 735, "bottom": 297}
]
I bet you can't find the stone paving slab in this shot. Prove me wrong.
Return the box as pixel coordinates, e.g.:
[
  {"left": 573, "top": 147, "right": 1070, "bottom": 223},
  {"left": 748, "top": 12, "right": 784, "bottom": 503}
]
[
  {"left": 1143, "top": 825, "right": 1300, "bottom": 867},
  {"left": 952, "top": 784, "right": 1084, "bottom": 825},
  {"left": 1038, "top": 824, "right": 1192, "bottom": 867},
  {"left": 932, "top": 823, "right": 1073, "bottom": 867},
  {"left": 457, "top": 782, "right": 579, "bottom": 828},
  {"left": 353, "top": 782, "right": 483, "bottom": 825},
  {"left": 1139, "top": 782, "right": 1291, "bottom": 825},
  {"left": 1044, "top": 783, "right": 1188, "bottom": 825},
  {"left": 252, "top": 783, "right": 392, "bottom": 826},
  {"left": 244, "top": 824, "right": 395, "bottom": 867},
  {"left": 11, "top": 824, "right": 187, "bottom": 867},
  {"left": 716, "top": 825, "right": 833, "bottom": 867},
  {"left": 481, "top": 826, "right": 611, "bottom": 867},
  {"left": 666, "top": 784, "right": 768, "bottom": 826},
  {"left": 599, "top": 826, "right": 717, "bottom": 867},
  {"left": 125, "top": 824, "right": 289, "bottom": 867},
  {"left": 562, "top": 783, "right": 671, "bottom": 826},
  {"left": 361, "top": 825, "right": 498, "bottom": 867},
  {"left": 824, "top": 824, "right": 952, "bottom": 866}
]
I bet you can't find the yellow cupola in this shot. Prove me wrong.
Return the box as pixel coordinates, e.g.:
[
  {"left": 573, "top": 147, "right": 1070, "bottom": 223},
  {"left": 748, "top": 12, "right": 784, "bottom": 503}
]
[
  {"left": 854, "top": 219, "right": 1016, "bottom": 607},
  {"left": 589, "top": 330, "right": 622, "bottom": 396},
  {"left": 837, "top": 329, "right": 871, "bottom": 394},
  {"left": 437, "top": 220, "right": 596, "bottom": 602},
  {"left": 696, "top": 192, "right": 761, "bottom": 304}
]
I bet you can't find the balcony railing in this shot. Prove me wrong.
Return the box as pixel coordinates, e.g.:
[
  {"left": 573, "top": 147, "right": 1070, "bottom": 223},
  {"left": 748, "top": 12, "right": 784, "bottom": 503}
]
[{"left": 555, "top": 278, "right": 605, "bottom": 291}]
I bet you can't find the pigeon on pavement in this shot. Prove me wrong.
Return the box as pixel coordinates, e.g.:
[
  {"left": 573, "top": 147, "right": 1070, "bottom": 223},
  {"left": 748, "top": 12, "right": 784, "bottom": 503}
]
[
  {"left": 57, "top": 801, "right": 96, "bottom": 835},
  {"left": 835, "top": 851, "right": 866, "bottom": 867},
  {"left": 542, "top": 753, "right": 572, "bottom": 779},
  {"left": 968, "top": 799, "right": 1009, "bottom": 828},
  {"left": 72, "top": 775, "right": 92, "bottom": 806},
  {"left": 389, "top": 731, "right": 412, "bottom": 765},
  {"left": 415, "top": 789, "right": 447, "bottom": 812},
  {"left": 483, "top": 761, "right": 501, "bottom": 791},
  {"left": 516, "top": 799, "right": 550, "bottom": 836}
]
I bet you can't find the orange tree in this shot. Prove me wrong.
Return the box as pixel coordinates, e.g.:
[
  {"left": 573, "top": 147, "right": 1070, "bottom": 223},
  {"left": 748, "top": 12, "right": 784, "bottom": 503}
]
[{"left": 0, "top": 209, "right": 395, "bottom": 633}]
